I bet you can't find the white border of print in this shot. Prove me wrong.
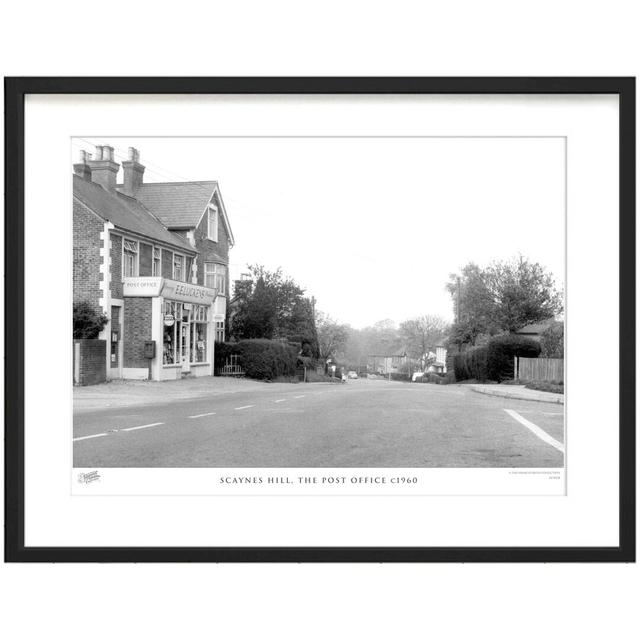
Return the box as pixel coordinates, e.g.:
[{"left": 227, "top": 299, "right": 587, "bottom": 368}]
[{"left": 24, "top": 94, "right": 618, "bottom": 548}]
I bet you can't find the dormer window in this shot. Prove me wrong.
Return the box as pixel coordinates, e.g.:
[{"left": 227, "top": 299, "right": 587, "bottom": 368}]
[{"left": 207, "top": 204, "right": 218, "bottom": 242}]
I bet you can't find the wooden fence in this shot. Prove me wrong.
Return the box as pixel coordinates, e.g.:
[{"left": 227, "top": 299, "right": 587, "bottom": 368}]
[{"left": 516, "top": 357, "right": 564, "bottom": 382}]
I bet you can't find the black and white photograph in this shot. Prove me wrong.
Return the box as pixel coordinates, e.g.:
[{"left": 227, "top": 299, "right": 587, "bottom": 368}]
[{"left": 72, "top": 135, "right": 566, "bottom": 473}]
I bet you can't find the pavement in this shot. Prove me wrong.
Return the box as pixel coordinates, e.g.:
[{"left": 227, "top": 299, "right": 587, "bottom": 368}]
[
  {"left": 467, "top": 384, "right": 564, "bottom": 404},
  {"left": 74, "top": 377, "right": 565, "bottom": 468}
]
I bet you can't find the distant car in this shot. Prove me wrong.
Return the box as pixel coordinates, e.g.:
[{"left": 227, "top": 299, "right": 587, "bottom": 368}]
[
  {"left": 412, "top": 371, "right": 425, "bottom": 382},
  {"left": 347, "top": 371, "right": 358, "bottom": 379}
]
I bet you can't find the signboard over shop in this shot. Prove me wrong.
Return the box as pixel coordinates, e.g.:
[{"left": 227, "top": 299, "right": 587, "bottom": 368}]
[{"left": 123, "top": 277, "right": 217, "bottom": 306}]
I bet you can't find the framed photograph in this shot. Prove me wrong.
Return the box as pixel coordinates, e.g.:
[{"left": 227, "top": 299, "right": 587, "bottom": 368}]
[{"left": 4, "top": 77, "right": 635, "bottom": 562}]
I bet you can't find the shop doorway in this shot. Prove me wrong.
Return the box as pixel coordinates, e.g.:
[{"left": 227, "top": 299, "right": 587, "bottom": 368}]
[{"left": 180, "top": 306, "right": 191, "bottom": 374}]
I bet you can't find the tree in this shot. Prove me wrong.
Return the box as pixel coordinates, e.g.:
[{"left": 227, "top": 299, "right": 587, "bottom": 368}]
[
  {"left": 399, "top": 315, "right": 449, "bottom": 369},
  {"left": 316, "top": 312, "right": 349, "bottom": 363},
  {"left": 484, "top": 256, "right": 564, "bottom": 333},
  {"left": 540, "top": 322, "right": 564, "bottom": 358},
  {"left": 229, "top": 265, "right": 318, "bottom": 356},
  {"left": 447, "top": 256, "right": 563, "bottom": 346}
]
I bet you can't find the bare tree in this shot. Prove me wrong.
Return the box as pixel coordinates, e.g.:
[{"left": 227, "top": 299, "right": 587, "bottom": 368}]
[{"left": 399, "top": 315, "right": 449, "bottom": 370}]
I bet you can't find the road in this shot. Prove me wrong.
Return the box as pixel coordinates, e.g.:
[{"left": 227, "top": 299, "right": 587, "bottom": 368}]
[{"left": 73, "top": 378, "right": 565, "bottom": 468}]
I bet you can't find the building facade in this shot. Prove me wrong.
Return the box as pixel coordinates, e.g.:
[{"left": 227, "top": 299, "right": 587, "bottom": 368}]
[{"left": 73, "top": 145, "right": 234, "bottom": 382}]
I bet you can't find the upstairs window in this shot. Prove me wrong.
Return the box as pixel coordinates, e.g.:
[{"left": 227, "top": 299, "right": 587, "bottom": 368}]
[
  {"left": 205, "top": 263, "right": 226, "bottom": 295},
  {"left": 152, "top": 247, "right": 161, "bottom": 277},
  {"left": 123, "top": 239, "right": 138, "bottom": 277},
  {"left": 207, "top": 205, "right": 218, "bottom": 242},
  {"left": 173, "top": 254, "right": 185, "bottom": 281}
]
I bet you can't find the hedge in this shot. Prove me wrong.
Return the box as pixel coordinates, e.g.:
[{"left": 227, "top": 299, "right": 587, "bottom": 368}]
[
  {"left": 215, "top": 339, "right": 298, "bottom": 380},
  {"left": 453, "top": 334, "right": 541, "bottom": 382}
]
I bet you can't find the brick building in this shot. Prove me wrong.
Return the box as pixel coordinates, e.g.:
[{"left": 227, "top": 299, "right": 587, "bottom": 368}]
[{"left": 73, "top": 145, "right": 234, "bottom": 382}]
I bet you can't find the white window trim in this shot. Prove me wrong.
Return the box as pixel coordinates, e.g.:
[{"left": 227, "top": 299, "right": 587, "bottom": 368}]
[
  {"left": 173, "top": 252, "right": 186, "bottom": 281},
  {"left": 122, "top": 237, "right": 139, "bottom": 278},
  {"left": 152, "top": 246, "right": 162, "bottom": 277},
  {"left": 205, "top": 262, "right": 226, "bottom": 295},
  {"left": 207, "top": 204, "right": 219, "bottom": 242}
]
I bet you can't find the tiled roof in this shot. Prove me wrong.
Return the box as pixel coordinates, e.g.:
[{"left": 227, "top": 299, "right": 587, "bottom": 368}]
[
  {"left": 73, "top": 175, "right": 195, "bottom": 253},
  {"left": 516, "top": 319, "right": 560, "bottom": 334},
  {"left": 132, "top": 181, "right": 217, "bottom": 228}
]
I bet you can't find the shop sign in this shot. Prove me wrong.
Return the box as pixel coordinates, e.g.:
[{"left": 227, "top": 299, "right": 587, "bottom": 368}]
[
  {"left": 161, "top": 279, "right": 217, "bottom": 305},
  {"left": 164, "top": 314, "right": 175, "bottom": 327},
  {"left": 123, "top": 277, "right": 163, "bottom": 297}
]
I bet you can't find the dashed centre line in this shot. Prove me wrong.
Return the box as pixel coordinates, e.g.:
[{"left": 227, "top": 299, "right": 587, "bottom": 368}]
[
  {"left": 274, "top": 399, "right": 286, "bottom": 403},
  {"left": 188, "top": 412, "right": 216, "bottom": 419},
  {"left": 73, "top": 433, "right": 108, "bottom": 442},
  {"left": 234, "top": 405, "right": 254, "bottom": 411},
  {"left": 121, "top": 422, "right": 164, "bottom": 432},
  {"left": 294, "top": 395, "right": 306, "bottom": 399}
]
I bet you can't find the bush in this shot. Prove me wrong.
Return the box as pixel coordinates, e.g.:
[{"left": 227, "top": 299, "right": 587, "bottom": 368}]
[
  {"left": 540, "top": 322, "right": 564, "bottom": 358},
  {"left": 215, "top": 339, "right": 298, "bottom": 380},
  {"left": 73, "top": 301, "right": 108, "bottom": 339},
  {"left": 234, "top": 339, "right": 298, "bottom": 380},
  {"left": 389, "top": 372, "right": 411, "bottom": 382},
  {"left": 453, "top": 334, "right": 541, "bottom": 382}
]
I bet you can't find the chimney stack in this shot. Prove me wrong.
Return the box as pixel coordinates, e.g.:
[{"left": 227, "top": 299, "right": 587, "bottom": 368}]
[
  {"left": 121, "top": 147, "right": 145, "bottom": 197},
  {"left": 73, "top": 149, "right": 92, "bottom": 181},
  {"left": 87, "top": 145, "right": 119, "bottom": 192}
]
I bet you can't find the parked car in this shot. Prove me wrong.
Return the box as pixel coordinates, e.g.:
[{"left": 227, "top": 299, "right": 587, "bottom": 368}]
[
  {"left": 347, "top": 371, "right": 358, "bottom": 379},
  {"left": 412, "top": 371, "right": 425, "bottom": 382}
]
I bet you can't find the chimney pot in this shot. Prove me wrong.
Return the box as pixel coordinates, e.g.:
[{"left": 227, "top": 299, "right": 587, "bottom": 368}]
[{"left": 86, "top": 144, "right": 119, "bottom": 192}]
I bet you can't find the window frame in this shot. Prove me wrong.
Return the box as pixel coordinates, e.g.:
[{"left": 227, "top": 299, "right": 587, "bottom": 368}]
[
  {"left": 152, "top": 246, "right": 161, "bottom": 277},
  {"left": 204, "top": 262, "right": 226, "bottom": 295},
  {"left": 122, "top": 237, "right": 139, "bottom": 278},
  {"left": 207, "top": 204, "right": 219, "bottom": 242},
  {"left": 172, "top": 252, "right": 185, "bottom": 281}
]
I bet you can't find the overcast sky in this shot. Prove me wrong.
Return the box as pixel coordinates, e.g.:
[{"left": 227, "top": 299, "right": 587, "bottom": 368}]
[{"left": 74, "top": 136, "right": 565, "bottom": 329}]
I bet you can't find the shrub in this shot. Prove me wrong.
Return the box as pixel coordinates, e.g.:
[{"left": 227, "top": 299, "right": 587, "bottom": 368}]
[
  {"left": 487, "top": 334, "right": 540, "bottom": 382},
  {"left": 73, "top": 301, "right": 108, "bottom": 339},
  {"left": 540, "top": 322, "right": 564, "bottom": 358},
  {"left": 234, "top": 339, "right": 298, "bottom": 380},
  {"left": 389, "top": 372, "right": 411, "bottom": 382},
  {"left": 453, "top": 334, "right": 541, "bottom": 382}
]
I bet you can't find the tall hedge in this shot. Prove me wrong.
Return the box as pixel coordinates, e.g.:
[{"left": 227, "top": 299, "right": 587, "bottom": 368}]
[
  {"left": 215, "top": 339, "right": 298, "bottom": 380},
  {"left": 453, "top": 334, "right": 541, "bottom": 382}
]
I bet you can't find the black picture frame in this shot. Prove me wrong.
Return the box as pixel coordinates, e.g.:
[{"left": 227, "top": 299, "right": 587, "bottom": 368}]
[{"left": 4, "top": 77, "right": 635, "bottom": 563}]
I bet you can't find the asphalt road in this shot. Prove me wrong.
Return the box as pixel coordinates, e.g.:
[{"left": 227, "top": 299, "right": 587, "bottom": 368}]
[{"left": 73, "top": 378, "right": 565, "bottom": 468}]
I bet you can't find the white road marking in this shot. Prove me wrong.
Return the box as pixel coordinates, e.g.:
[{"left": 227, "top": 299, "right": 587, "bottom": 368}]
[
  {"left": 188, "top": 412, "right": 216, "bottom": 419},
  {"left": 504, "top": 409, "right": 565, "bottom": 453},
  {"left": 274, "top": 399, "right": 286, "bottom": 403},
  {"left": 234, "top": 405, "right": 254, "bottom": 411},
  {"left": 121, "top": 422, "right": 164, "bottom": 432},
  {"left": 294, "top": 395, "right": 306, "bottom": 399},
  {"left": 73, "top": 433, "right": 108, "bottom": 442}
]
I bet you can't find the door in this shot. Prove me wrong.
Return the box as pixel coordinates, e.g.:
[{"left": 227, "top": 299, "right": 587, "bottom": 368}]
[{"left": 180, "top": 304, "right": 191, "bottom": 373}]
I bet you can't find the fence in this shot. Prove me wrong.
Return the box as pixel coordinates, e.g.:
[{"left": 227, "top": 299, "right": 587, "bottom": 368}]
[
  {"left": 218, "top": 354, "right": 245, "bottom": 376},
  {"left": 516, "top": 357, "right": 564, "bottom": 382}
]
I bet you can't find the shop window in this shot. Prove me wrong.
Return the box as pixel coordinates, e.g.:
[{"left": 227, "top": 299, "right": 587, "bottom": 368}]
[
  {"left": 205, "top": 262, "right": 226, "bottom": 294},
  {"left": 173, "top": 254, "right": 185, "bottom": 281},
  {"left": 152, "top": 247, "right": 161, "bottom": 277},
  {"left": 162, "top": 301, "right": 180, "bottom": 365},
  {"left": 207, "top": 205, "right": 218, "bottom": 242},
  {"left": 123, "top": 239, "right": 138, "bottom": 277},
  {"left": 191, "top": 305, "right": 209, "bottom": 363}
]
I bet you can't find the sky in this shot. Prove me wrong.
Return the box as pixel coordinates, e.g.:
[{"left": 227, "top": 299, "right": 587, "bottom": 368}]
[{"left": 74, "top": 136, "right": 565, "bottom": 329}]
